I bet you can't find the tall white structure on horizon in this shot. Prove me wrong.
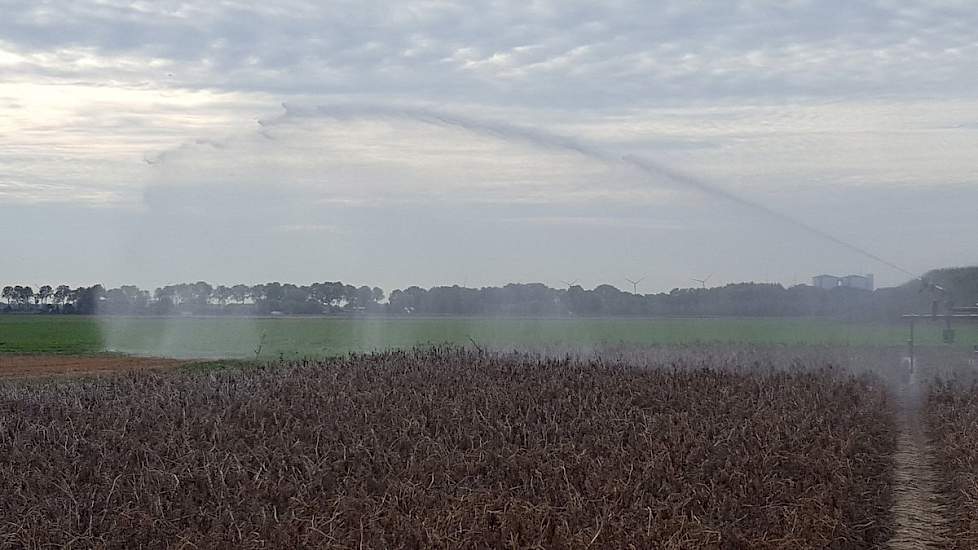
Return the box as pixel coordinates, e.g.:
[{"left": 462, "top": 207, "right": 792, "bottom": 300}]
[{"left": 812, "top": 274, "right": 841, "bottom": 289}]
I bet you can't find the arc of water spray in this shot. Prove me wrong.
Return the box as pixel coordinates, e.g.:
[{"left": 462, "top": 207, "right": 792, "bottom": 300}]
[
  {"left": 621, "top": 156, "right": 916, "bottom": 278},
  {"left": 265, "top": 103, "right": 917, "bottom": 279}
]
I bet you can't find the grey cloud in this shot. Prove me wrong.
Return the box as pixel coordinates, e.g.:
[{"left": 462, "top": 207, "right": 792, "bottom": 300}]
[{"left": 2, "top": 1, "right": 977, "bottom": 105}]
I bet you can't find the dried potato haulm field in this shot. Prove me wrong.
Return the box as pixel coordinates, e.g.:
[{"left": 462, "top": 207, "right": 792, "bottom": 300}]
[
  {"left": 0, "top": 348, "right": 895, "bottom": 549},
  {"left": 926, "top": 379, "right": 978, "bottom": 549}
]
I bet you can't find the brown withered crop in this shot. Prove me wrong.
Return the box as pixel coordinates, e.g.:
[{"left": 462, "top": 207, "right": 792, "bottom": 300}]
[
  {"left": 926, "top": 377, "right": 978, "bottom": 549},
  {"left": 0, "top": 347, "right": 894, "bottom": 549}
]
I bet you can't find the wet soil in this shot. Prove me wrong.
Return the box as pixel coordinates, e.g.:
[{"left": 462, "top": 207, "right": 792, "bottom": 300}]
[{"left": 0, "top": 354, "right": 186, "bottom": 379}]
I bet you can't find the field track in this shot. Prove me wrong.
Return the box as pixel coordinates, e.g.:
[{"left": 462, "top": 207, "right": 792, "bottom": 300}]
[
  {"left": 887, "top": 381, "right": 950, "bottom": 549},
  {"left": 0, "top": 355, "right": 185, "bottom": 379}
]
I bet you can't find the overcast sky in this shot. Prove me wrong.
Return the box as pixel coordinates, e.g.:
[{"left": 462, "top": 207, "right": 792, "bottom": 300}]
[{"left": 2, "top": 0, "right": 976, "bottom": 292}]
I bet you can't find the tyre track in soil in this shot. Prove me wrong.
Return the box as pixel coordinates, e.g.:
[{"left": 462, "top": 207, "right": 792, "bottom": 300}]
[{"left": 887, "top": 373, "right": 950, "bottom": 550}]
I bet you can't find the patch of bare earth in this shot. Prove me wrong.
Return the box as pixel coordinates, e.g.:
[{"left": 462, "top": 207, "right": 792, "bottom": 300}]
[
  {"left": 888, "top": 384, "right": 950, "bottom": 550},
  {"left": 0, "top": 355, "right": 186, "bottom": 379}
]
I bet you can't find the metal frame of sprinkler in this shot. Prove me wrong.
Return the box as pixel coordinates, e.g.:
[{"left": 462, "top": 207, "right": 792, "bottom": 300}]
[{"left": 901, "top": 279, "right": 978, "bottom": 373}]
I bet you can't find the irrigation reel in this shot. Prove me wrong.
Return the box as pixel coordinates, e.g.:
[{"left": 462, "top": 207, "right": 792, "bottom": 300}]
[{"left": 901, "top": 279, "right": 978, "bottom": 384}]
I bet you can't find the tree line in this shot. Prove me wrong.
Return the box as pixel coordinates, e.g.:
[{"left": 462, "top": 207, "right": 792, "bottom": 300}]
[
  {"left": 2, "top": 285, "right": 105, "bottom": 314},
  {"left": 3, "top": 267, "right": 975, "bottom": 318},
  {"left": 2, "top": 282, "right": 385, "bottom": 315}
]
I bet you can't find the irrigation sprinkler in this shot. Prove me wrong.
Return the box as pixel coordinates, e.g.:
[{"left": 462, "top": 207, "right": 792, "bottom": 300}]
[
  {"left": 901, "top": 288, "right": 978, "bottom": 376},
  {"left": 901, "top": 312, "right": 978, "bottom": 375}
]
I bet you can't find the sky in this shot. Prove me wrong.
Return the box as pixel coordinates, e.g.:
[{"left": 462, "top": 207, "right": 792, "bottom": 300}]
[{"left": 1, "top": 0, "right": 976, "bottom": 293}]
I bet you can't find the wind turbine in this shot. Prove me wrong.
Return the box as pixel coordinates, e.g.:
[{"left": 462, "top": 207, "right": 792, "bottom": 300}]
[
  {"left": 625, "top": 276, "right": 646, "bottom": 295},
  {"left": 691, "top": 273, "right": 713, "bottom": 289}
]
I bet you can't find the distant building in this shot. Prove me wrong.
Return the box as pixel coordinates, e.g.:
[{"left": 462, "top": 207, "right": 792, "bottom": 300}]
[
  {"left": 841, "top": 274, "right": 874, "bottom": 291},
  {"left": 812, "top": 273, "right": 874, "bottom": 291},
  {"left": 812, "top": 275, "right": 841, "bottom": 289}
]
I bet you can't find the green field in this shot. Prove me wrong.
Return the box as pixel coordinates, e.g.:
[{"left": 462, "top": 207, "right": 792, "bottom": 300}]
[
  {"left": 2, "top": 315, "right": 977, "bottom": 358},
  {"left": 0, "top": 316, "right": 104, "bottom": 355}
]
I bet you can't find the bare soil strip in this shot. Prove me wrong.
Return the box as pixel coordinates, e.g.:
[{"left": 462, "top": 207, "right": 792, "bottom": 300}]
[
  {"left": 0, "top": 355, "right": 186, "bottom": 379},
  {"left": 888, "top": 384, "right": 950, "bottom": 549}
]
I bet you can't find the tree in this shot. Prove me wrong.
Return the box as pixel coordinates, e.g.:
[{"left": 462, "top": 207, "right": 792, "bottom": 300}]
[
  {"left": 101, "top": 285, "right": 150, "bottom": 314},
  {"left": 38, "top": 285, "right": 53, "bottom": 305},
  {"left": 1, "top": 286, "right": 12, "bottom": 305},
  {"left": 67, "top": 288, "right": 80, "bottom": 308},
  {"left": 173, "top": 284, "right": 193, "bottom": 306},
  {"left": 230, "top": 284, "right": 250, "bottom": 304},
  {"left": 74, "top": 285, "right": 104, "bottom": 314},
  {"left": 152, "top": 287, "right": 175, "bottom": 315},
  {"left": 15, "top": 286, "right": 33, "bottom": 309},
  {"left": 120, "top": 285, "right": 149, "bottom": 310},
  {"left": 214, "top": 285, "right": 232, "bottom": 306},
  {"left": 104, "top": 288, "right": 131, "bottom": 313},
  {"left": 310, "top": 282, "right": 346, "bottom": 310},
  {"left": 53, "top": 285, "right": 71, "bottom": 307},
  {"left": 263, "top": 282, "right": 284, "bottom": 302},
  {"left": 388, "top": 286, "right": 425, "bottom": 314},
  {"left": 155, "top": 286, "right": 176, "bottom": 304},
  {"left": 191, "top": 281, "right": 213, "bottom": 306}
]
